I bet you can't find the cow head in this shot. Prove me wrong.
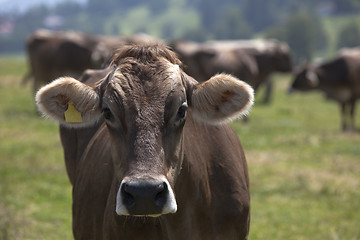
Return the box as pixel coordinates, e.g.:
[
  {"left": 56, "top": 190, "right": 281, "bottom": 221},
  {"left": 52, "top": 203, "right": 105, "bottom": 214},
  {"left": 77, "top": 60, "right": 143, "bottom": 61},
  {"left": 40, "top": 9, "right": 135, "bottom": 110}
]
[
  {"left": 290, "top": 63, "right": 319, "bottom": 92},
  {"left": 36, "top": 44, "right": 254, "bottom": 217}
]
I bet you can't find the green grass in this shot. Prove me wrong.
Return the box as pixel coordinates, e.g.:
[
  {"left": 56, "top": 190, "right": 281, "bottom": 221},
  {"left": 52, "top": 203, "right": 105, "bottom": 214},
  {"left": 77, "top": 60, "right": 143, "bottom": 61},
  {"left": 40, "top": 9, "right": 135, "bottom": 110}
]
[
  {"left": 0, "top": 57, "right": 359, "bottom": 239},
  {"left": 233, "top": 74, "right": 360, "bottom": 239},
  {"left": 0, "top": 56, "right": 72, "bottom": 239}
]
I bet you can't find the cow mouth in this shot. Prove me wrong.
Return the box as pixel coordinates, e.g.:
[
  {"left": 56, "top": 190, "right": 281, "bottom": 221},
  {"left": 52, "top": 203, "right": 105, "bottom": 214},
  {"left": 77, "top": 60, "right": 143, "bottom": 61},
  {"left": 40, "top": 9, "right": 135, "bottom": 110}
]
[
  {"left": 115, "top": 176, "right": 177, "bottom": 217},
  {"left": 130, "top": 214, "right": 162, "bottom": 218}
]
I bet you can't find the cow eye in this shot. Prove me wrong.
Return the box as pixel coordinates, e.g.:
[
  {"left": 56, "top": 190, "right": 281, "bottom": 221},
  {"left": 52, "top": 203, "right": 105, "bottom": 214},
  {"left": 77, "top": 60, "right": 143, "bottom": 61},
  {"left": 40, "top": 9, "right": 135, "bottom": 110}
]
[
  {"left": 102, "top": 105, "right": 113, "bottom": 121},
  {"left": 176, "top": 103, "right": 188, "bottom": 121}
]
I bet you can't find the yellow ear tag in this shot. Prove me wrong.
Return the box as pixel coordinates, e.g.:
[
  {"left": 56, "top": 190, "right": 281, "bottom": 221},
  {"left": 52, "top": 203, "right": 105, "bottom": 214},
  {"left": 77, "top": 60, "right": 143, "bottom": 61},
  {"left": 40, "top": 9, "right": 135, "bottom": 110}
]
[{"left": 64, "top": 102, "right": 83, "bottom": 123}]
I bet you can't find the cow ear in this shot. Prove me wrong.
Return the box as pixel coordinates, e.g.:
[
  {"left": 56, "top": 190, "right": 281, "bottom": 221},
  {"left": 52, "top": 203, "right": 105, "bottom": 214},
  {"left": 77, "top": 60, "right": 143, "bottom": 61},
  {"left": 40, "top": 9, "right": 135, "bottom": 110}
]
[
  {"left": 35, "top": 77, "right": 102, "bottom": 127},
  {"left": 190, "top": 74, "right": 254, "bottom": 124}
]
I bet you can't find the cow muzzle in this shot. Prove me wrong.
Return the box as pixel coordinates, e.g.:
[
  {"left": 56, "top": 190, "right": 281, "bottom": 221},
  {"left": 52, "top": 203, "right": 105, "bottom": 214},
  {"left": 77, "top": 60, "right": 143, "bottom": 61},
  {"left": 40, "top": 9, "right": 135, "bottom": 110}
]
[{"left": 116, "top": 176, "right": 177, "bottom": 217}]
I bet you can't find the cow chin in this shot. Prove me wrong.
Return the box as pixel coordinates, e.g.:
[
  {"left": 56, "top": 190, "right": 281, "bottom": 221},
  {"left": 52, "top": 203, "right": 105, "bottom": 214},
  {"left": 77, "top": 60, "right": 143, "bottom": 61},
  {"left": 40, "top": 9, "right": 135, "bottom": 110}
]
[{"left": 115, "top": 176, "right": 177, "bottom": 217}]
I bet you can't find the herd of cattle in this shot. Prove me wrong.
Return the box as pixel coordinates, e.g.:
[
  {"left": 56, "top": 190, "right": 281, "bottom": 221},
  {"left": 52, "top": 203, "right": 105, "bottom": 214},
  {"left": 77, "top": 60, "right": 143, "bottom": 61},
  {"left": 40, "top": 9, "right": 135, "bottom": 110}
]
[
  {"left": 26, "top": 29, "right": 360, "bottom": 131},
  {"left": 31, "top": 29, "right": 359, "bottom": 239}
]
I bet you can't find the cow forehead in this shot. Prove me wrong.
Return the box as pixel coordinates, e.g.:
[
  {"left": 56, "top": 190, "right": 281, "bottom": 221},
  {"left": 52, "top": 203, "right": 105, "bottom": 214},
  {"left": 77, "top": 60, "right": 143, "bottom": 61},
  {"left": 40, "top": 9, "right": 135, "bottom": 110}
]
[{"left": 104, "top": 60, "right": 184, "bottom": 107}]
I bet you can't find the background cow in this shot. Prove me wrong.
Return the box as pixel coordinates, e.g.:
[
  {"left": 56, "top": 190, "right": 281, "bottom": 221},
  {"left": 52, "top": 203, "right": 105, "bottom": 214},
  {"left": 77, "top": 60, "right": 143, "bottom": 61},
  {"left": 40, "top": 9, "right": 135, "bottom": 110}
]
[
  {"left": 170, "top": 40, "right": 258, "bottom": 89},
  {"left": 23, "top": 29, "right": 106, "bottom": 94},
  {"left": 290, "top": 47, "right": 360, "bottom": 131},
  {"left": 170, "top": 39, "right": 292, "bottom": 103},
  {"left": 23, "top": 29, "right": 160, "bottom": 95},
  {"left": 35, "top": 44, "right": 254, "bottom": 239}
]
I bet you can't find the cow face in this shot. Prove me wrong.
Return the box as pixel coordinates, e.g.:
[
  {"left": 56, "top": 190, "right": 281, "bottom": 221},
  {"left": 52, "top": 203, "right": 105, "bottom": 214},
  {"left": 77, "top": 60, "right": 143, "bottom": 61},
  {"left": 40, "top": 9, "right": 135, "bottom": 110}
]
[
  {"left": 36, "top": 44, "right": 254, "bottom": 217},
  {"left": 291, "top": 65, "right": 319, "bottom": 92},
  {"left": 101, "top": 59, "right": 186, "bottom": 217}
]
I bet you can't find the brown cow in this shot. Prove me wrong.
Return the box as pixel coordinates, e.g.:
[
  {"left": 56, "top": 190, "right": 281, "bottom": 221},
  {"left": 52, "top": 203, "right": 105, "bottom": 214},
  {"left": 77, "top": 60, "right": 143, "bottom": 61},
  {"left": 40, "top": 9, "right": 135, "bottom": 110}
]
[
  {"left": 170, "top": 40, "right": 259, "bottom": 86},
  {"left": 290, "top": 48, "right": 360, "bottom": 131},
  {"left": 36, "top": 44, "right": 254, "bottom": 239},
  {"left": 24, "top": 29, "right": 160, "bottom": 95},
  {"left": 171, "top": 39, "right": 292, "bottom": 103},
  {"left": 223, "top": 39, "right": 292, "bottom": 103},
  {"left": 23, "top": 29, "right": 107, "bottom": 94}
]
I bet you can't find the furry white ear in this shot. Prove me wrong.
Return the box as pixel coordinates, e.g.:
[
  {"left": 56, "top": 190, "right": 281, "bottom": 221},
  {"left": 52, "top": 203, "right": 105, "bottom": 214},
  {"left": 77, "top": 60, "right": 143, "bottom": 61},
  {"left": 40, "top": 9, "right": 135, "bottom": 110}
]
[
  {"left": 35, "top": 77, "right": 102, "bottom": 127},
  {"left": 190, "top": 73, "right": 254, "bottom": 124}
]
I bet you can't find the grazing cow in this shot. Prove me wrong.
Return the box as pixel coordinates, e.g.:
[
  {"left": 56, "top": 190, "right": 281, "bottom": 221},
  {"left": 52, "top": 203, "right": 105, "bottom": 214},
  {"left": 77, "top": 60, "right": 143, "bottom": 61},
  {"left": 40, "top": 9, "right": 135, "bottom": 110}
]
[
  {"left": 170, "top": 40, "right": 258, "bottom": 86},
  {"left": 23, "top": 29, "right": 160, "bottom": 95},
  {"left": 36, "top": 44, "right": 254, "bottom": 239},
  {"left": 23, "top": 29, "right": 107, "bottom": 94},
  {"left": 170, "top": 39, "right": 292, "bottom": 103},
  {"left": 231, "top": 39, "right": 292, "bottom": 103},
  {"left": 290, "top": 48, "right": 360, "bottom": 131}
]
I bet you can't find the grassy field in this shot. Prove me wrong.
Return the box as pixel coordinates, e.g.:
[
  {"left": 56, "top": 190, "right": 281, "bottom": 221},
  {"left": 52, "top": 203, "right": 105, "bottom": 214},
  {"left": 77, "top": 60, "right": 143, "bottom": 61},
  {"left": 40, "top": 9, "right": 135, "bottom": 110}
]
[
  {"left": 0, "top": 56, "right": 359, "bottom": 239},
  {"left": 0, "top": 57, "right": 73, "bottom": 239}
]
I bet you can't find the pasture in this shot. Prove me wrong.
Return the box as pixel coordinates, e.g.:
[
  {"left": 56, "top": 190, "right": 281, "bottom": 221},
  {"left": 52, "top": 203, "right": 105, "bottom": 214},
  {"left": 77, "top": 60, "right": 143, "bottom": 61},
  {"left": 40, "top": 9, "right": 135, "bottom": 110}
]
[{"left": 0, "top": 56, "right": 359, "bottom": 239}]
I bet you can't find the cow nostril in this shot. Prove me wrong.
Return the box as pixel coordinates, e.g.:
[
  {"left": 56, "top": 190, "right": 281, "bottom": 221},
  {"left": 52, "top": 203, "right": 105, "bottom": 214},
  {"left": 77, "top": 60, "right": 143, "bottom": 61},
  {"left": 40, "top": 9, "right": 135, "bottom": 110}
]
[
  {"left": 155, "top": 182, "right": 167, "bottom": 207},
  {"left": 121, "top": 183, "right": 135, "bottom": 208}
]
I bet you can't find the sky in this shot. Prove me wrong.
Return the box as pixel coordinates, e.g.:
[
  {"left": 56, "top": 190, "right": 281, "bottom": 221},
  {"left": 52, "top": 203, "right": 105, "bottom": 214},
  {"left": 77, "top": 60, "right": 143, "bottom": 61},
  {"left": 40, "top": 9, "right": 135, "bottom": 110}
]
[{"left": 0, "top": 0, "right": 87, "bottom": 14}]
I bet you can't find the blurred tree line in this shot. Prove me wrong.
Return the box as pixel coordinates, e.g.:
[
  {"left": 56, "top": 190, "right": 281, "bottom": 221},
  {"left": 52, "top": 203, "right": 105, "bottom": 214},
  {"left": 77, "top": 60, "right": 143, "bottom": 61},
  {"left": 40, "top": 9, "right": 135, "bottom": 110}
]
[{"left": 1, "top": 0, "right": 360, "bottom": 63}]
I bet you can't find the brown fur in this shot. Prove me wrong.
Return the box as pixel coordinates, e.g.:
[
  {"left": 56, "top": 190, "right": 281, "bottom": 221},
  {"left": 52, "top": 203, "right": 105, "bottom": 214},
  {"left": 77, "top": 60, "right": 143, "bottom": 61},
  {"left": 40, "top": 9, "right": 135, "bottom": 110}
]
[
  {"left": 36, "top": 44, "right": 253, "bottom": 239},
  {"left": 291, "top": 48, "right": 360, "bottom": 131},
  {"left": 24, "top": 29, "right": 162, "bottom": 95},
  {"left": 170, "top": 39, "right": 292, "bottom": 103}
]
